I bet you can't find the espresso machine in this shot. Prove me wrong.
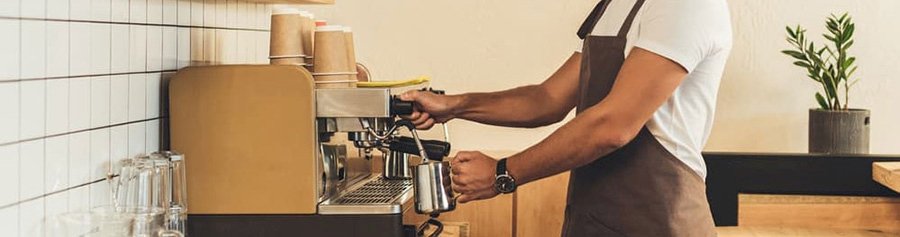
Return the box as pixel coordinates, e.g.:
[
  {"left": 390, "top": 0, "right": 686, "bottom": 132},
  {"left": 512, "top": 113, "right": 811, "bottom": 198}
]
[{"left": 168, "top": 65, "right": 452, "bottom": 237}]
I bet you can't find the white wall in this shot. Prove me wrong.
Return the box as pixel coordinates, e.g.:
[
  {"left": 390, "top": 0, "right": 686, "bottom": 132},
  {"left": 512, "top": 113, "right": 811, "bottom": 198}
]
[
  {"left": 0, "top": 0, "right": 273, "bottom": 236},
  {"left": 303, "top": 0, "right": 900, "bottom": 154}
]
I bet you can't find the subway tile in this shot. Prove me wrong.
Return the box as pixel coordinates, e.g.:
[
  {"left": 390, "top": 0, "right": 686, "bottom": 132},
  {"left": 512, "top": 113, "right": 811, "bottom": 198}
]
[
  {"left": 110, "top": 24, "right": 130, "bottom": 74},
  {"left": 71, "top": 0, "right": 93, "bottom": 20},
  {"left": 257, "top": 31, "right": 269, "bottom": 64},
  {"left": 148, "top": 0, "right": 164, "bottom": 24},
  {"left": 18, "top": 197, "right": 44, "bottom": 237},
  {"left": 0, "top": 205, "right": 17, "bottom": 236},
  {"left": 203, "top": 28, "right": 216, "bottom": 64},
  {"left": 45, "top": 136, "right": 69, "bottom": 192},
  {"left": 226, "top": 0, "right": 236, "bottom": 28},
  {"left": 163, "top": 26, "right": 178, "bottom": 70},
  {"left": 128, "top": 74, "right": 146, "bottom": 121},
  {"left": 109, "top": 75, "right": 129, "bottom": 124},
  {"left": 89, "top": 128, "right": 111, "bottom": 180},
  {"left": 48, "top": 0, "right": 71, "bottom": 19},
  {"left": 217, "top": 29, "right": 233, "bottom": 64},
  {"left": 236, "top": 0, "right": 248, "bottom": 29},
  {"left": 204, "top": 0, "right": 216, "bottom": 27},
  {"left": 70, "top": 22, "right": 92, "bottom": 76},
  {"left": 128, "top": 122, "right": 146, "bottom": 157},
  {"left": 261, "top": 4, "right": 271, "bottom": 30},
  {"left": 163, "top": 0, "right": 177, "bottom": 24},
  {"left": 191, "top": 0, "right": 204, "bottom": 26},
  {"left": 130, "top": 0, "right": 148, "bottom": 23},
  {"left": 189, "top": 28, "right": 202, "bottom": 65},
  {"left": 130, "top": 25, "right": 148, "bottom": 72},
  {"left": 0, "top": 0, "right": 19, "bottom": 18},
  {"left": 19, "top": 80, "right": 46, "bottom": 139},
  {"left": 146, "top": 119, "right": 159, "bottom": 153},
  {"left": 111, "top": 0, "right": 129, "bottom": 22},
  {"left": 44, "top": 191, "right": 68, "bottom": 229},
  {"left": 147, "top": 26, "right": 163, "bottom": 71},
  {"left": 176, "top": 27, "right": 190, "bottom": 68},
  {"left": 89, "top": 179, "right": 111, "bottom": 208},
  {"left": 69, "top": 77, "right": 92, "bottom": 131},
  {"left": 0, "top": 19, "right": 20, "bottom": 80},
  {"left": 21, "top": 20, "right": 46, "bottom": 79},
  {"left": 91, "top": 76, "right": 111, "bottom": 127},
  {"left": 21, "top": 0, "right": 46, "bottom": 18},
  {"left": 45, "top": 79, "right": 69, "bottom": 135},
  {"left": 19, "top": 139, "right": 45, "bottom": 199},
  {"left": 91, "top": 0, "right": 112, "bottom": 21},
  {"left": 236, "top": 30, "right": 250, "bottom": 63},
  {"left": 69, "top": 132, "right": 91, "bottom": 187},
  {"left": 91, "top": 24, "right": 112, "bottom": 75},
  {"left": 177, "top": 0, "right": 190, "bottom": 25},
  {"left": 216, "top": 0, "right": 226, "bottom": 28},
  {"left": 68, "top": 185, "right": 90, "bottom": 212},
  {"left": 110, "top": 126, "right": 128, "bottom": 164},
  {"left": 0, "top": 145, "right": 19, "bottom": 206},
  {"left": 0, "top": 83, "right": 19, "bottom": 144},
  {"left": 45, "top": 22, "right": 70, "bottom": 78},
  {"left": 147, "top": 73, "right": 161, "bottom": 118}
]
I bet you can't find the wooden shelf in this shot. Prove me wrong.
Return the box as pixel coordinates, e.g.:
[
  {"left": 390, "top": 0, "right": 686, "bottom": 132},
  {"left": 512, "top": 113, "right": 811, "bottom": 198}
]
[
  {"left": 245, "top": 0, "right": 334, "bottom": 4},
  {"left": 873, "top": 162, "right": 900, "bottom": 193}
]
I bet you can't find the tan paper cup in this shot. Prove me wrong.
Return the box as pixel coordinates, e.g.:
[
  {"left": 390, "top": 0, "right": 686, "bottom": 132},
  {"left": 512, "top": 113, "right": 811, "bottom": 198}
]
[
  {"left": 314, "top": 25, "right": 355, "bottom": 88},
  {"left": 343, "top": 27, "right": 358, "bottom": 74},
  {"left": 269, "top": 8, "right": 306, "bottom": 65},
  {"left": 300, "top": 12, "right": 316, "bottom": 62}
]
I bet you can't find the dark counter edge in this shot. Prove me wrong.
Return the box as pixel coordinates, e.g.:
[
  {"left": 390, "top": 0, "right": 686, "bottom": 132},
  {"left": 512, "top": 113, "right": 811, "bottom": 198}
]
[
  {"left": 187, "top": 213, "right": 409, "bottom": 237},
  {"left": 704, "top": 152, "right": 900, "bottom": 226}
]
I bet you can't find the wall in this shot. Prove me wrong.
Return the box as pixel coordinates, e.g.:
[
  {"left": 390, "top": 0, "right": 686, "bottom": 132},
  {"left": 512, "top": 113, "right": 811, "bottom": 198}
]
[
  {"left": 302, "top": 0, "right": 900, "bottom": 154},
  {"left": 0, "top": 0, "right": 271, "bottom": 236}
]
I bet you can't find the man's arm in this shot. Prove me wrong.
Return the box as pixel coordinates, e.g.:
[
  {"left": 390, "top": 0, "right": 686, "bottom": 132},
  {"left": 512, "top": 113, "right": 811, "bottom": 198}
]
[
  {"left": 452, "top": 48, "right": 689, "bottom": 202},
  {"left": 401, "top": 53, "right": 582, "bottom": 129}
]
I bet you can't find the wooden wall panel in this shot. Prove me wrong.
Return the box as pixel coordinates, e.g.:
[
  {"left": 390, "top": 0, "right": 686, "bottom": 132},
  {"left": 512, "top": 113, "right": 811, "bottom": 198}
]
[{"left": 515, "top": 172, "right": 570, "bottom": 237}]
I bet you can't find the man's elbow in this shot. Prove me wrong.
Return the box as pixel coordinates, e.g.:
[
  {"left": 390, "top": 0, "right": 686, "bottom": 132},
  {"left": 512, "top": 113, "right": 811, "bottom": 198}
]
[
  {"left": 528, "top": 110, "right": 569, "bottom": 128},
  {"left": 588, "top": 115, "right": 640, "bottom": 151}
]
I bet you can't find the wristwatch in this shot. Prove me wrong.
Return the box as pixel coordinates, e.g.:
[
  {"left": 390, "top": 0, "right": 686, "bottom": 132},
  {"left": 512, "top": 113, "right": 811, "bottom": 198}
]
[{"left": 495, "top": 158, "right": 517, "bottom": 194}]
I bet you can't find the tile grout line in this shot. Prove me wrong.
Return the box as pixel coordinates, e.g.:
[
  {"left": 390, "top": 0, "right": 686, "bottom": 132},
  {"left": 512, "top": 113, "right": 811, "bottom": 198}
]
[
  {"left": 0, "top": 15, "right": 268, "bottom": 32},
  {"left": 0, "top": 69, "right": 178, "bottom": 84},
  {"left": 0, "top": 117, "right": 165, "bottom": 148},
  {"left": 0, "top": 176, "right": 117, "bottom": 211}
]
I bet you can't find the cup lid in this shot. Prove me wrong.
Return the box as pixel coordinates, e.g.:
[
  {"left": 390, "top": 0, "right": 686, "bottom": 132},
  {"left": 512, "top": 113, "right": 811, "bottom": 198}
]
[{"left": 315, "top": 20, "right": 327, "bottom": 27}]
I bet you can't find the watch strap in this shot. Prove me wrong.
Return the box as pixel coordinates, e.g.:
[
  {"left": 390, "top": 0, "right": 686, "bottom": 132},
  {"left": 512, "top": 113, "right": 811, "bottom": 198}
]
[{"left": 497, "top": 158, "right": 508, "bottom": 176}]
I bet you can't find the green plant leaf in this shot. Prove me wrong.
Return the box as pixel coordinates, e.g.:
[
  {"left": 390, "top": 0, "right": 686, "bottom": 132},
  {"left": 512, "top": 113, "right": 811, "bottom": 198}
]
[
  {"left": 794, "top": 61, "right": 812, "bottom": 68},
  {"left": 815, "top": 92, "right": 830, "bottom": 110},
  {"left": 782, "top": 50, "right": 807, "bottom": 60}
]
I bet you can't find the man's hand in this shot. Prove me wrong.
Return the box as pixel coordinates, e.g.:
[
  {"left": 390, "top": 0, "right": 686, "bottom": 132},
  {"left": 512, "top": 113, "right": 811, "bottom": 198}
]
[
  {"left": 399, "top": 90, "right": 462, "bottom": 130},
  {"left": 450, "top": 151, "right": 500, "bottom": 203}
]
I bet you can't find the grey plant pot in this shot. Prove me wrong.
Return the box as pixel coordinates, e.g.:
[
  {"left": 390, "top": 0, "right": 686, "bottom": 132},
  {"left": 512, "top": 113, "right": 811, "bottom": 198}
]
[{"left": 808, "top": 109, "right": 870, "bottom": 154}]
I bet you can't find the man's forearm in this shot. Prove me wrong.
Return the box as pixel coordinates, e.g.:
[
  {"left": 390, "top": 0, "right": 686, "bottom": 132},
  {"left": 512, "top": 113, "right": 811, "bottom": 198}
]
[
  {"left": 453, "top": 85, "right": 566, "bottom": 128},
  {"left": 505, "top": 108, "right": 636, "bottom": 185}
]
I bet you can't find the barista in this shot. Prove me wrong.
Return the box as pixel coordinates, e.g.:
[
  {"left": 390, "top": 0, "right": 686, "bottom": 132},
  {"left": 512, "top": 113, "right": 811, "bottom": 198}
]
[{"left": 401, "top": 0, "right": 732, "bottom": 236}]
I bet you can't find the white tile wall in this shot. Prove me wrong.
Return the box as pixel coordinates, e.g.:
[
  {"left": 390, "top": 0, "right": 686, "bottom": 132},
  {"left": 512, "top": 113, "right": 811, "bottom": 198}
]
[{"left": 0, "top": 1, "right": 272, "bottom": 235}]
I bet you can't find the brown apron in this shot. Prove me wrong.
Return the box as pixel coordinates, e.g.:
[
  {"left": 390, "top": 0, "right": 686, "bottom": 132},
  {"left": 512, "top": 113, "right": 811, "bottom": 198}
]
[{"left": 561, "top": 0, "right": 717, "bottom": 236}]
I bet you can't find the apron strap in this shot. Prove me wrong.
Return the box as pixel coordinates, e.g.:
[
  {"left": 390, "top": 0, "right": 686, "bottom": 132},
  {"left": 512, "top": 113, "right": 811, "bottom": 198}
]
[
  {"left": 577, "top": 0, "right": 612, "bottom": 39},
  {"left": 616, "top": 0, "right": 647, "bottom": 37}
]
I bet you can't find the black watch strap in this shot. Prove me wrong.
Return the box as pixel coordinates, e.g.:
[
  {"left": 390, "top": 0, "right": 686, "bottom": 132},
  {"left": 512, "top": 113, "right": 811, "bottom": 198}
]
[{"left": 497, "top": 158, "right": 508, "bottom": 176}]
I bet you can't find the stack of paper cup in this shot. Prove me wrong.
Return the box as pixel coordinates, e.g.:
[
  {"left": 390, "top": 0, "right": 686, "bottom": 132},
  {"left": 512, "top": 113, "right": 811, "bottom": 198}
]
[
  {"left": 344, "top": 27, "right": 358, "bottom": 76},
  {"left": 299, "top": 12, "right": 316, "bottom": 69},
  {"left": 313, "top": 25, "right": 357, "bottom": 88},
  {"left": 269, "top": 8, "right": 306, "bottom": 66}
]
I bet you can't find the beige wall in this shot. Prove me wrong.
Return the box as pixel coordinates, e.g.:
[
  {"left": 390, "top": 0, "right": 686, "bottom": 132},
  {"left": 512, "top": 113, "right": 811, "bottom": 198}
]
[{"left": 300, "top": 0, "right": 900, "bottom": 154}]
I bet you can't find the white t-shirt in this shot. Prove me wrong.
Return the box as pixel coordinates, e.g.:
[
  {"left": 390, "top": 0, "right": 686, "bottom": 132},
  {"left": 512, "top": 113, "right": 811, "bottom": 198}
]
[{"left": 577, "top": 0, "right": 732, "bottom": 179}]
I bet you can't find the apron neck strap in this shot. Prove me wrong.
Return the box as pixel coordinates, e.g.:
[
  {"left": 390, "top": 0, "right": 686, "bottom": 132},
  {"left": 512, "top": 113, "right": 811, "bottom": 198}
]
[
  {"left": 616, "top": 0, "right": 647, "bottom": 37},
  {"left": 577, "top": 0, "right": 611, "bottom": 39}
]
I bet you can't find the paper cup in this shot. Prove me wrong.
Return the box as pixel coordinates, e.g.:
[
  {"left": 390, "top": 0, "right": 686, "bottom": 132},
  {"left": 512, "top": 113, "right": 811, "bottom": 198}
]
[
  {"left": 314, "top": 25, "right": 355, "bottom": 88},
  {"left": 343, "top": 27, "right": 358, "bottom": 74},
  {"left": 300, "top": 12, "right": 316, "bottom": 62},
  {"left": 269, "top": 8, "right": 306, "bottom": 65}
]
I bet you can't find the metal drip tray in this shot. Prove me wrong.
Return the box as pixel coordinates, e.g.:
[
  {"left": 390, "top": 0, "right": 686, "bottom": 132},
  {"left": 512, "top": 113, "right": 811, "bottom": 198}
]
[{"left": 319, "top": 176, "right": 413, "bottom": 215}]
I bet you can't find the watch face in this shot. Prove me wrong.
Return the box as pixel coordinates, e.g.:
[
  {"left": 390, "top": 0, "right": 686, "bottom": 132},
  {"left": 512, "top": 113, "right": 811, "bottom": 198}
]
[{"left": 496, "top": 175, "right": 517, "bottom": 193}]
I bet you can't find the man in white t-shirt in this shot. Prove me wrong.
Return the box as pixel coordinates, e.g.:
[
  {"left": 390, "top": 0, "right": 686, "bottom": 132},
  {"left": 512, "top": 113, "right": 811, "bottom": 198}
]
[{"left": 402, "top": 0, "right": 731, "bottom": 235}]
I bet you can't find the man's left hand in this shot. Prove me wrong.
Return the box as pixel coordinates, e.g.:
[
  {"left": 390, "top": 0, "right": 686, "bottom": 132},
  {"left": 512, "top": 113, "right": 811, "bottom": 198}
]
[{"left": 451, "top": 151, "right": 500, "bottom": 203}]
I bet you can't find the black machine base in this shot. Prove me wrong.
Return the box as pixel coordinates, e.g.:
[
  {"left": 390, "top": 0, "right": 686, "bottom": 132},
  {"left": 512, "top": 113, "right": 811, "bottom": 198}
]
[{"left": 188, "top": 214, "right": 410, "bottom": 237}]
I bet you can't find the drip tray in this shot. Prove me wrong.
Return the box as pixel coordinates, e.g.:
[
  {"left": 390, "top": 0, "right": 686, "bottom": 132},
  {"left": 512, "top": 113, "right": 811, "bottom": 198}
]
[{"left": 319, "top": 176, "right": 413, "bottom": 215}]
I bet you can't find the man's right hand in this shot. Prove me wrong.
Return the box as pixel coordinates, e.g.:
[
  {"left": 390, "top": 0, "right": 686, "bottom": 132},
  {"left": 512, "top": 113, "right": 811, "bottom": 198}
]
[{"left": 399, "top": 90, "right": 463, "bottom": 130}]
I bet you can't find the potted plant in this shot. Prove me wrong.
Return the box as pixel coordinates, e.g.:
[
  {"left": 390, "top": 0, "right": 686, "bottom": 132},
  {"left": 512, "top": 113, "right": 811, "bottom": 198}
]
[{"left": 782, "top": 13, "right": 869, "bottom": 154}]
